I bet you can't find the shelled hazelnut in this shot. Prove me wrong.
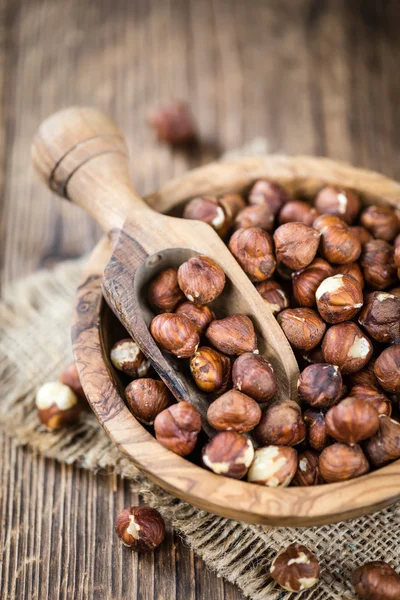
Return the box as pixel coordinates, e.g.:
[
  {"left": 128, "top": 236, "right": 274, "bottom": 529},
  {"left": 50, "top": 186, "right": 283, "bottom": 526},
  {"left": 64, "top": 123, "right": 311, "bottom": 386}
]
[
  {"left": 304, "top": 409, "right": 331, "bottom": 452},
  {"left": 175, "top": 302, "right": 215, "bottom": 334},
  {"left": 319, "top": 443, "right": 369, "bottom": 482},
  {"left": 148, "top": 101, "right": 197, "bottom": 146},
  {"left": 234, "top": 204, "right": 274, "bottom": 231},
  {"left": 334, "top": 262, "right": 364, "bottom": 288},
  {"left": 325, "top": 396, "right": 380, "bottom": 445},
  {"left": 206, "top": 314, "right": 258, "bottom": 355},
  {"left": 292, "top": 258, "right": 334, "bottom": 308},
  {"left": 254, "top": 400, "right": 306, "bottom": 446},
  {"left": 248, "top": 179, "right": 291, "bottom": 214},
  {"left": 60, "top": 363, "right": 85, "bottom": 400},
  {"left": 374, "top": 345, "right": 400, "bottom": 393},
  {"left": 364, "top": 415, "right": 400, "bottom": 467},
  {"left": 395, "top": 233, "right": 400, "bottom": 248},
  {"left": 110, "top": 338, "right": 151, "bottom": 378},
  {"left": 150, "top": 313, "right": 200, "bottom": 358},
  {"left": 207, "top": 390, "right": 261, "bottom": 433},
  {"left": 232, "top": 353, "right": 276, "bottom": 402},
  {"left": 352, "top": 561, "right": 400, "bottom": 600},
  {"left": 183, "top": 196, "right": 231, "bottom": 238},
  {"left": 276, "top": 261, "right": 295, "bottom": 281},
  {"left": 278, "top": 200, "right": 320, "bottom": 226},
  {"left": 115, "top": 505, "right": 165, "bottom": 552},
  {"left": 313, "top": 214, "right": 361, "bottom": 264},
  {"left": 321, "top": 322, "right": 373, "bottom": 374},
  {"left": 247, "top": 445, "right": 297, "bottom": 487},
  {"left": 358, "top": 291, "right": 400, "bottom": 344},
  {"left": 316, "top": 274, "right": 363, "bottom": 324},
  {"left": 177, "top": 255, "right": 226, "bottom": 304},
  {"left": 315, "top": 185, "right": 361, "bottom": 224},
  {"left": 202, "top": 431, "right": 254, "bottom": 479},
  {"left": 361, "top": 239, "right": 397, "bottom": 290},
  {"left": 125, "top": 379, "right": 173, "bottom": 425},
  {"left": 190, "top": 347, "right": 231, "bottom": 393},
  {"left": 36, "top": 381, "right": 81, "bottom": 429},
  {"left": 154, "top": 402, "right": 201, "bottom": 457},
  {"left": 148, "top": 268, "right": 184, "bottom": 313},
  {"left": 350, "top": 384, "right": 392, "bottom": 417},
  {"left": 273, "top": 222, "right": 321, "bottom": 270},
  {"left": 347, "top": 359, "right": 378, "bottom": 388},
  {"left": 360, "top": 204, "right": 400, "bottom": 242},
  {"left": 255, "top": 279, "right": 289, "bottom": 315},
  {"left": 270, "top": 543, "right": 320, "bottom": 592},
  {"left": 301, "top": 346, "right": 325, "bottom": 366},
  {"left": 350, "top": 225, "right": 373, "bottom": 246},
  {"left": 297, "top": 363, "right": 343, "bottom": 407},
  {"left": 277, "top": 308, "right": 326, "bottom": 351},
  {"left": 228, "top": 227, "right": 276, "bottom": 282},
  {"left": 219, "top": 193, "right": 246, "bottom": 219},
  {"left": 292, "top": 450, "right": 324, "bottom": 486}
]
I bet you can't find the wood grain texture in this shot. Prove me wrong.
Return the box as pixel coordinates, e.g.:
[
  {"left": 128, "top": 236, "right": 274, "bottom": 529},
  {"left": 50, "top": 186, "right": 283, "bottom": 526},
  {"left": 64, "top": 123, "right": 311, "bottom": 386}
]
[{"left": 2, "top": 0, "right": 400, "bottom": 598}]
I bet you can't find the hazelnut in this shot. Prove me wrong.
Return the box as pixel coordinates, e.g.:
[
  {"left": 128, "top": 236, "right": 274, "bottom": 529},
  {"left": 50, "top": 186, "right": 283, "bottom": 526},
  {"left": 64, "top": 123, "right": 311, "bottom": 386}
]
[
  {"left": 234, "top": 204, "right": 274, "bottom": 231},
  {"left": 395, "top": 244, "right": 400, "bottom": 270},
  {"left": 361, "top": 239, "right": 397, "bottom": 290},
  {"left": 374, "top": 345, "right": 400, "bottom": 393},
  {"left": 273, "top": 222, "right": 321, "bottom": 270},
  {"left": 177, "top": 255, "right": 226, "bottom": 304},
  {"left": 175, "top": 301, "right": 214, "bottom": 334},
  {"left": 270, "top": 543, "right": 320, "bottom": 592},
  {"left": 395, "top": 233, "right": 400, "bottom": 249},
  {"left": 150, "top": 313, "right": 200, "bottom": 358},
  {"left": 347, "top": 359, "right": 378, "bottom": 388},
  {"left": 351, "top": 384, "right": 392, "bottom": 417},
  {"left": 316, "top": 274, "right": 363, "bottom": 324},
  {"left": 218, "top": 193, "right": 246, "bottom": 219},
  {"left": 319, "top": 443, "right": 369, "bottom": 483},
  {"left": 315, "top": 185, "right": 361, "bottom": 224},
  {"left": 110, "top": 338, "right": 151, "bottom": 378},
  {"left": 247, "top": 445, "right": 297, "bottom": 487},
  {"left": 183, "top": 196, "right": 231, "bottom": 238},
  {"left": 321, "top": 322, "right": 373, "bottom": 374},
  {"left": 276, "top": 261, "right": 295, "bottom": 280},
  {"left": 301, "top": 346, "right": 325, "bottom": 366},
  {"left": 350, "top": 225, "right": 373, "bottom": 246},
  {"left": 277, "top": 308, "right": 326, "bottom": 351},
  {"left": 292, "top": 258, "right": 334, "bottom": 308},
  {"left": 334, "top": 261, "right": 364, "bottom": 288},
  {"left": 364, "top": 415, "right": 400, "bottom": 467},
  {"left": 115, "top": 505, "right": 165, "bottom": 552},
  {"left": 325, "top": 396, "right": 380, "bottom": 445},
  {"left": 292, "top": 450, "right": 324, "bottom": 486},
  {"left": 255, "top": 279, "right": 289, "bottom": 315},
  {"left": 189, "top": 346, "right": 231, "bottom": 393},
  {"left": 278, "top": 200, "right": 320, "bottom": 226},
  {"left": 254, "top": 400, "right": 306, "bottom": 446},
  {"left": 148, "top": 101, "right": 197, "bottom": 146},
  {"left": 125, "top": 378, "right": 173, "bottom": 425},
  {"left": 154, "top": 401, "right": 201, "bottom": 457},
  {"left": 352, "top": 561, "right": 400, "bottom": 600},
  {"left": 206, "top": 314, "right": 258, "bottom": 355},
  {"left": 228, "top": 227, "right": 276, "bottom": 282},
  {"left": 207, "top": 389, "right": 262, "bottom": 433},
  {"left": 360, "top": 204, "right": 400, "bottom": 242},
  {"left": 59, "top": 363, "right": 85, "bottom": 400},
  {"left": 358, "top": 291, "right": 400, "bottom": 344},
  {"left": 313, "top": 214, "right": 361, "bottom": 264},
  {"left": 35, "top": 381, "right": 81, "bottom": 429},
  {"left": 232, "top": 352, "right": 276, "bottom": 402},
  {"left": 202, "top": 431, "right": 254, "bottom": 479},
  {"left": 248, "top": 179, "right": 291, "bottom": 215},
  {"left": 304, "top": 409, "right": 331, "bottom": 452},
  {"left": 390, "top": 286, "right": 400, "bottom": 298},
  {"left": 297, "top": 363, "right": 343, "bottom": 407},
  {"left": 148, "top": 268, "right": 184, "bottom": 313}
]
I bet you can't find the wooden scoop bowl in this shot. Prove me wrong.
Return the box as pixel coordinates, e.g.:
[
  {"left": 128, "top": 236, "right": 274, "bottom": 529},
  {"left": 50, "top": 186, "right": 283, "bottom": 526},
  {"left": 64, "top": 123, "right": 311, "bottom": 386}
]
[{"left": 33, "top": 108, "right": 400, "bottom": 526}]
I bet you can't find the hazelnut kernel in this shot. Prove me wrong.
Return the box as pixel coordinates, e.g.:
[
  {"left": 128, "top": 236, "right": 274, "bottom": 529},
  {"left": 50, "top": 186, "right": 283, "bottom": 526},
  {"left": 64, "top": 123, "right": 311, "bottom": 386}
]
[
  {"left": 270, "top": 543, "right": 320, "bottom": 592},
  {"left": 110, "top": 338, "right": 151, "bottom": 378},
  {"left": 177, "top": 255, "right": 226, "bottom": 304},
  {"left": 59, "top": 363, "right": 85, "bottom": 400},
  {"left": 313, "top": 214, "right": 361, "bottom": 264},
  {"left": 277, "top": 308, "right": 326, "bottom": 351},
  {"left": 360, "top": 204, "right": 400, "bottom": 242},
  {"left": 150, "top": 313, "right": 200, "bottom": 358},
  {"left": 148, "top": 101, "right": 196, "bottom": 146},
  {"left": 273, "top": 222, "right": 321, "bottom": 270},
  {"left": 325, "top": 396, "right": 380, "bottom": 445},
  {"left": 254, "top": 400, "right": 306, "bottom": 447},
  {"left": 358, "top": 291, "right": 400, "bottom": 344},
  {"left": 361, "top": 239, "right": 397, "bottom": 290},
  {"left": 352, "top": 561, "right": 400, "bottom": 600},
  {"left": 316, "top": 274, "right": 363, "bottom": 324},
  {"left": 207, "top": 389, "right": 261, "bottom": 433},
  {"left": 334, "top": 261, "right": 364, "bottom": 288},
  {"left": 374, "top": 345, "right": 400, "bottom": 393},
  {"left": 255, "top": 279, "right": 289, "bottom": 315},
  {"left": 115, "top": 505, "right": 165, "bottom": 552},
  {"left": 364, "top": 415, "right": 400, "bottom": 467},
  {"left": 35, "top": 381, "right": 81, "bottom": 429},
  {"left": 154, "top": 402, "right": 201, "bottom": 457},
  {"left": 350, "top": 384, "right": 392, "bottom": 417},
  {"left": 228, "top": 227, "right": 276, "bottom": 282},
  {"left": 321, "top": 322, "right": 373, "bottom": 374},
  {"left": 175, "top": 302, "right": 215, "bottom": 334},
  {"left": 205, "top": 314, "right": 258, "bottom": 356},
  {"left": 319, "top": 443, "right": 369, "bottom": 483},
  {"left": 315, "top": 185, "right": 361, "bottom": 224},
  {"left": 304, "top": 409, "right": 331, "bottom": 452},
  {"left": 247, "top": 445, "right": 297, "bottom": 487},
  {"left": 350, "top": 225, "right": 373, "bottom": 246},
  {"left": 292, "top": 450, "right": 324, "bottom": 486},
  {"left": 234, "top": 204, "right": 274, "bottom": 231},
  {"left": 248, "top": 179, "right": 291, "bottom": 214},
  {"left": 125, "top": 379, "right": 173, "bottom": 425},
  {"left": 219, "top": 193, "right": 246, "bottom": 219},
  {"left": 189, "top": 346, "right": 231, "bottom": 393},
  {"left": 278, "top": 200, "right": 320, "bottom": 226},
  {"left": 183, "top": 196, "right": 231, "bottom": 238},
  {"left": 202, "top": 431, "right": 254, "bottom": 479},
  {"left": 147, "top": 268, "right": 184, "bottom": 313},
  {"left": 292, "top": 258, "right": 334, "bottom": 308},
  {"left": 297, "top": 363, "right": 343, "bottom": 407},
  {"left": 232, "top": 352, "right": 276, "bottom": 402}
]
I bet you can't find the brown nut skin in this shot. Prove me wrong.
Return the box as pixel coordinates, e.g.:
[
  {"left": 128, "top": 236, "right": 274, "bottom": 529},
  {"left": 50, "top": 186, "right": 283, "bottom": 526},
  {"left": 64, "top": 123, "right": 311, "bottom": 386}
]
[
  {"left": 278, "top": 200, "right": 320, "bottom": 226},
  {"left": 270, "top": 543, "right": 320, "bottom": 592},
  {"left": 316, "top": 274, "right": 363, "bottom": 324},
  {"left": 115, "top": 506, "right": 166, "bottom": 552},
  {"left": 319, "top": 443, "right": 370, "bottom": 483},
  {"left": 315, "top": 185, "right": 361, "bottom": 224},
  {"left": 207, "top": 389, "right": 262, "bottom": 433},
  {"left": 374, "top": 345, "right": 400, "bottom": 393},
  {"left": 202, "top": 431, "right": 254, "bottom": 479},
  {"left": 35, "top": 381, "right": 81, "bottom": 430},
  {"left": 148, "top": 101, "right": 196, "bottom": 146},
  {"left": 276, "top": 261, "right": 296, "bottom": 281},
  {"left": 351, "top": 225, "right": 373, "bottom": 246},
  {"left": 297, "top": 363, "right": 343, "bottom": 407},
  {"left": 150, "top": 313, "right": 200, "bottom": 358},
  {"left": 247, "top": 445, "right": 297, "bottom": 487},
  {"left": 175, "top": 302, "right": 215, "bottom": 334},
  {"left": 292, "top": 258, "right": 334, "bottom": 308},
  {"left": 351, "top": 384, "right": 392, "bottom": 417},
  {"left": 313, "top": 214, "right": 361, "bottom": 264},
  {"left": 255, "top": 279, "right": 289, "bottom": 315},
  {"left": 277, "top": 308, "right": 326, "bottom": 351},
  {"left": 248, "top": 179, "right": 291, "bottom": 215},
  {"left": 325, "top": 396, "right": 380, "bottom": 445},
  {"left": 183, "top": 196, "right": 231, "bottom": 238},
  {"left": 219, "top": 193, "right": 246, "bottom": 219},
  {"left": 273, "top": 222, "right": 321, "bottom": 270},
  {"left": 364, "top": 415, "right": 400, "bottom": 467},
  {"left": 177, "top": 255, "right": 226, "bottom": 304},
  {"left": 347, "top": 359, "right": 378, "bottom": 388},
  {"left": 304, "top": 409, "right": 331, "bottom": 452},
  {"left": 110, "top": 338, "right": 151, "bottom": 378},
  {"left": 352, "top": 561, "right": 400, "bottom": 600},
  {"left": 189, "top": 347, "right": 231, "bottom": 393},
  {"left": 254, "top": 400, "right": 306, "bottom": 446},
  {"left": 361, "top": 204, "right": 400, "bottom": 242},
  {"left": 361, "top": 240, "right": 397, "bottom": 290},
  {"left": 292, "top": 450, "right": 324, "bottom": 486},
  {"left": 322, "top": 322, "right": 373, "bottom": 375},
  {"left": 232, "top": 353, "right": 276, "bottom": 402},
  {"left": 147, "top": 268, "right": 185, "bottom": 313},
  {"left": 206, "top": 314, "right": 258, "bottom": 356},
  {"left": 154, "top": 402, "right": 201, "bottom": 457},
  {"left": 228, "top": 227, "right": 276, "bottom": 282},
  {"left": 125, "top": 379, "right": 173, "bottom": 425},
  {"left": 359, "top": 291, "right": 400, "bottom": 344},
  {"left": 60, "top": 363, "right": 85, "bottom": 400},
  {"left": 334, "top": 261, "right": 364, "bottom": 288},
  {"left": 234, "top": 204, "right": 274, "bottom": 231}
]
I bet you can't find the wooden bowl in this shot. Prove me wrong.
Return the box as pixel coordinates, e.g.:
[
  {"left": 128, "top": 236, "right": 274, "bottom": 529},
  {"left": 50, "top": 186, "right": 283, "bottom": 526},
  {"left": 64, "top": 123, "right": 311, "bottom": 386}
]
[{"left": 73, "top": 155, "right": 400, "bottom": 526}]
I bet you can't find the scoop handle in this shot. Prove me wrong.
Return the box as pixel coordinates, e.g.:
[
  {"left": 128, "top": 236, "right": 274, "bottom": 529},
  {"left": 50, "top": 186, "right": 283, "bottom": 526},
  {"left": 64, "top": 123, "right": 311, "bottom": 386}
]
[{"left": 32, "top": 107, "right": 151, "bottom": 235}]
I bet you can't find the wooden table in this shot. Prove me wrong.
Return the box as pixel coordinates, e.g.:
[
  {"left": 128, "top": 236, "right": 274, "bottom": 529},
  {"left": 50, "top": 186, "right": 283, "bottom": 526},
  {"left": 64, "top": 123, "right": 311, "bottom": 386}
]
[{"left": 1, "top": 1, "right": 400, "bottom": 598}]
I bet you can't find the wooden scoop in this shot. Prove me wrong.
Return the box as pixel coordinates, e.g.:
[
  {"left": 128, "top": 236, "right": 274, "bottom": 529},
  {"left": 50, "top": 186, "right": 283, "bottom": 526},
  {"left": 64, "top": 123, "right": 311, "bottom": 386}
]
[{"left": 32, "top": 107, "right": 299, "bottom": 423}]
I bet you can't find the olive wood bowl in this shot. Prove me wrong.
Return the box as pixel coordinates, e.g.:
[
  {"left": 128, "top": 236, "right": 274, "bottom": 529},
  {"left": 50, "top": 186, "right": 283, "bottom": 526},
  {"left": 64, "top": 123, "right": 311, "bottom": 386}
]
[{"left": 73, "top": 154, "right": 400, "bottom": 526}]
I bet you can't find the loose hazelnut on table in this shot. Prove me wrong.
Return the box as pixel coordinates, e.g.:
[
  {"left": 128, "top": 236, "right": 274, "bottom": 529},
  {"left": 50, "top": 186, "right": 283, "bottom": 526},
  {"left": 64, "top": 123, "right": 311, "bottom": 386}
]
[
  {"left": 115, "top": 505, "right": 165, "bottom": 552},
  {"left": 125, "top": 378, "right": 173, "bottom": 425},
  {"left": 150, "top": 313, "right": 200, "bottom": 358},
  {"left": 360, "top": 204, "right": 400, "bottom": 242},
  {"left": 352, "top": 561, "right": 400, "bottom": 600},
  {"left": 60, "top": 362, "right": 85, "bottom": 400},
  {"left": 247, "top": 445, "right": 297, "bottom": 487},
  {"left": 278, "top": 200, "right": 320, "bottom": 226},
  {"left": 364, "top": 415, "right": 400, "bottom": 467},
  {"left": 273, "top": 222, "right": 321, "bottom": 270},
  {"left": 110, "top": 338, "right": 151, "bottom": 378},
  {"left": 205, "top": 314, "right": 258, "bottom": 356},
  {"left": 334, "top": 261, "right": 364, "bottom": 288},
  {"left": 361, "top": 239, "right": 397, "bottom": 290},
  {"left": 325, "top": 396, "right": 380, "bottom": 445},
  {"left": 255, "top": 279, "right": 289, "bottom": 315},
  {"left": 321, "top": 321, "right": 373, "bottom": 374},
  {"left": 248, "top": 179, "right": 291, "bottom": 215},
  {"left": 315, "top": 185, "right": 361, "bottom": 224},
  {"left": 147, "top": 268, "right": 184, "bottom": 313},
  {"left": 316, "top": 274, "right": 363, "bottom": 324},
  {"left": 277, "top": 308, "right": 326, "bottom": 351},
  {"left": 202, "top": 431, "right": 254, "bottom": 479},
  {"left": 148, "top": 101, "right": 197, "bottom": 146},
  {"left": 358, "top": 291, "right": 400, "bottom": 344},
  {"left": 189, "top": 346, "right": 231, "bottom": 393},
  {"left": 234, "top": 204, "right": 274, "bottom": 231},
  {"left": 232, "top": 352, "right": 276, "bottom": 402},
  {"left": 350, "top": 384, "right": 392, "bottom": 417},
  {"left": 154, "top": 401, "right": 201, "bottom": 457},
  {"left": 297, "top": 363, "right": 343, "bottom": 407},
  {"left": 350, "top": 225, "right": 373, "bottom": 246},
  {"left": 183, "top": 196, "right": 232, "bottom": 238},
  {"left": 177, "top": 255, "right": 226, "bottom": 304},
  {"left": 304, "top": 409, "right": 331, "bottom": 452},
  {"left": 292, "top": 450, "right": 324, "bottom": 486},
  {"left": 218, "top": 193, "right": 246, "bottom": 219},
  {"left": 228, "top": 227, "right": 276, "bottom": 282},
  {"left": 207, "top": 389, "right": 262, "bottom": 433},
  {"left": 374, "top": 345, "right": 400, "bottom": 393},
  {"left": 254, "top": 400, "right": 306, "bottom": 446},
  {"left": 313, "top": 214, "right": 361, "bottom": 264},
  {"left": 292, "top": 258, "right": 334, "bottom": 308},
  {"left": 36, "top": 381, "right": 81, "bottom": 429},
  {"left": 270, "top": 543, "right": 320, "bottom": 592},
  {"left": 319, "top": 443, "right": 369, "bottom": 483},
  {"left": 175, "top": 302, "right": 214, "bottom": 334}
]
